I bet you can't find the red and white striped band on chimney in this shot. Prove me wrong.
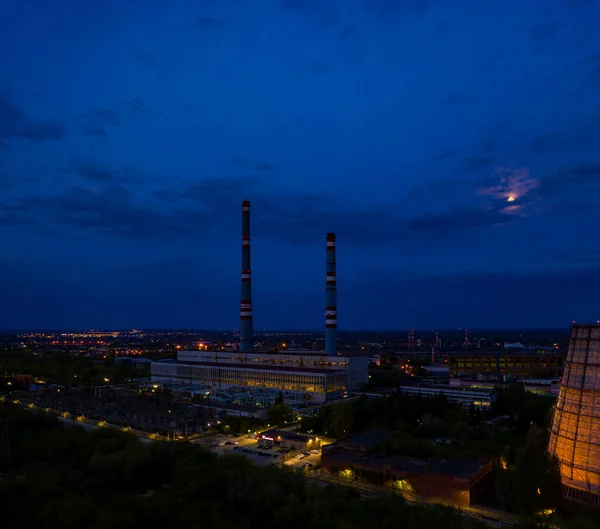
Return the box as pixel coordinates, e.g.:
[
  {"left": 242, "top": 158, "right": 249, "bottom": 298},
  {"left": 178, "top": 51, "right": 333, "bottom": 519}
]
[
  {"left": 325, "top": 306, "right": 337, "bottom": 327},
  {"left": 240, "top": 300, "right": 252, "bottom": 319},
  {"left": 242, "top": 271, "right": 251, "bottom": 282}
]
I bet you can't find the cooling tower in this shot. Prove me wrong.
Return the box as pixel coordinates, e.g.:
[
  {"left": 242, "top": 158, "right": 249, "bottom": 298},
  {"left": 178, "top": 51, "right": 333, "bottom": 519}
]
[
  {"left": 240, "top": 201, "right": 253, "bottom": 353},
  {"left": 548, "top": 324, "right": 600, "bottom": 506}
]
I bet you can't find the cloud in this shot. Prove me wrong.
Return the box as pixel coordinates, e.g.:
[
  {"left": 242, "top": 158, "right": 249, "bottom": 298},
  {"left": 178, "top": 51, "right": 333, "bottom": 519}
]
[
  {"left": 433, "top": 149, "right": 458, "bottom": 162},
  {"left": 191, "top": 15, "right": 227, "bottom": 31},
  {"left": 227, "top": 157, "right": 277, "bottom": 172},
  {"left": 82, "top": 125, "right": 108, "bottom": 137},
  {"left": 123, "top": 97, "right": 151, "bottom": 115},
  {"left": 477, "top": 167, "right": 540, "bottom": 203},
  {"left": 440, "top": 92, "right": 477, "bottom": 107},
  {"left": 539, "top": 164, "right": 600, "bottom": 197},
  {"left": 530, "top": 130, "right": 597, "bottom": 153},
  {"left": 294, "top": 57, "right": 330, "bottom": 76},
  {"left": 554, "top": 249, "right": 600, "bottom": 267},
  {"left": 360, "top": 0, "right": 434, "bottom": 18},
  {"left": 587, "top": 65, "right": 600, "bottom": 87},
  {"left": 154, "top": 175, "right": 259, "bottom": 205},
  {"left": 83, "top": 108, "right": 120, "bottom": 127},
  {"left": 0, "top": 166, "right": 546, "bottom": 245},
  {"left": 529, "top": 22, "right": 560, "bottom": 46},
  {"left": 132, "top": 51, "right": 158, "bottom": 66},
  {"left": 568, "top": 0, "right": 599, "bottom": 11},
  {"left": 341, "top": 265, "right": 600, "bottom": 328},
  {"left": 455, "top": 157, "right": 495, "bottom": 173},
  {"left": 80, "top": 98, "right": 151, "bottom": 136},
  {"left": 279, "top": 0, "right": 340, "bottom": 27},
  {"left": 402, "top": 207, "right": 512, "bottom": 238},
  {"left": 0, "top": 91, "right": 68, "bottom": 142},
  {"left": 8, "top": 185, "right": 205, "bottom": 241},
  {"left": 80, "top": 107, "right": 121, "bottom": 137},
  {"left": 64, "top": 159, "right": 143, "bottom": 185}
]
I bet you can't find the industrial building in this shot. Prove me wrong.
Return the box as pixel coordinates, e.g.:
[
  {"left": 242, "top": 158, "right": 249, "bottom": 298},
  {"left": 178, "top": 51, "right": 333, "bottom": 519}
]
[
  {"left": 548, "top": 324, "right": 600, "bottom": 507},
  {"left": 444, "top": 351, "right": 565, "bottom": 378},
  {"left": 151, "top": 349, "right": 367, "bottom": 405},
  {"left": 321, "top": 430, "right": 492, "bottom": 506},
  {"left": 259, "top": 430, "right": 320, "bottom": 450},
  {"left": 151, "top": 201, "right": 368, "bottom": 411},
  {"left": 397, "top": 383, "right": 495, "bottom": 410}
]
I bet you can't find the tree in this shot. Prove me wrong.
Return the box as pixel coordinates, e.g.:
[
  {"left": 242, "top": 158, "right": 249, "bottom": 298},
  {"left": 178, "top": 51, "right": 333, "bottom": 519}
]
[
  {"left": 267, "top": 404, "right": 293, "bottom": 428},
  {"left": 331, "top": 402, "right": 354, "bottom": 438}
]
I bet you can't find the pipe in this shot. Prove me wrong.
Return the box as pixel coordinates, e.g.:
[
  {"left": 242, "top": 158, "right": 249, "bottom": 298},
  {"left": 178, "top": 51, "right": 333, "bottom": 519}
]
[
  {"left": 325, "top": 233, "right": 337, "bottom": 356},
  {"left": 240, "top": 201, "right": 253, "bottom": 353}
]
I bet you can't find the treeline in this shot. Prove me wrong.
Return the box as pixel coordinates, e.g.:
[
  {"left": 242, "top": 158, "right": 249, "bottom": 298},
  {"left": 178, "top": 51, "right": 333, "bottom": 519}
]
[
  {"left": 301, "top": 392, "right": 476, "bottom": 440},
  {"left": 0, "top": 403, "right": 488, "bottom": 529},
  {"left": 302, "top": 384, "right": 555, "bottom": 447},
  {"left": 0, "top": 350, "right": 134, "bottom": 388}
]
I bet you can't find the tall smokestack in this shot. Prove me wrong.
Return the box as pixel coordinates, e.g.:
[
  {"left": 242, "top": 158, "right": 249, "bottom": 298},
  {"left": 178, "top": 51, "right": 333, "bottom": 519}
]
[
  {"left": 240, "top": 201, "right": 253, "bottom": 353},
  {"left": 325, "top": 233, "right": 338, "bottom": 356}
]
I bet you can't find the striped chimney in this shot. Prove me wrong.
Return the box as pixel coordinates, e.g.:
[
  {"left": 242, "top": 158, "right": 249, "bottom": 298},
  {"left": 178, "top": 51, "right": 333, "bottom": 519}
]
[
  {"left": 325, "top": 232, "right": 338, "bottom": 356},
  {"left": 240, "top": 201, "right": 253, "bottom": 353}
]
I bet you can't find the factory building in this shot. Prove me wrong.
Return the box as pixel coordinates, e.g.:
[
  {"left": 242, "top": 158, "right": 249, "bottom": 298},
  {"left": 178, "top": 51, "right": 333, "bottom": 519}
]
[
  {"left": 397, "top": 383, "right": 495, "bottom": 410},
  {"left": 548, "top": 324, "right": 600, "bottom": 508},
  {"left": 151, "top": 201, "right": 368, "bottom": 410},
  {"left": 151, "top": 349, "right": 367, "bottom": 405},
  {"left": 444, "top": 351, "right": 565, "bottom": 378},
  {"left": 321, "top": 430, "right": 493, "bottom": 506}
]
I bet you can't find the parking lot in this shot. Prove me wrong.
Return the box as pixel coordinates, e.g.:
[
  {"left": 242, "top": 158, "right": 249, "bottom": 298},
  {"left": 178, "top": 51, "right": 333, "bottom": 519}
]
[
  {"left": 201, "top": 434, "right": 322, "bottom": 468},
  {"left": 282, "top": 449, "right": 321, "bottom": 470}
]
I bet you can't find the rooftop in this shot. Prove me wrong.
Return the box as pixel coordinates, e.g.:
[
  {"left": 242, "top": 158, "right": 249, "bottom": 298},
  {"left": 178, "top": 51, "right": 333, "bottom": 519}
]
[
  {"left": 338, "top": 429, "right": 397, "bottom": 449},
  {"left": 323, "top": 451, "right": 486, "bottom": 479},
  {"left": 443, "top": 351, "right": 565, "bottom": 357},
  {"left": 261, "top": 430, "right": 314, "bottom": 443}
]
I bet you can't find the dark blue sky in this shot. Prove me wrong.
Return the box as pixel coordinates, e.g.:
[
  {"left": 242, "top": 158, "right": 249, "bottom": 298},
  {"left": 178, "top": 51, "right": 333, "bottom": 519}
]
[{"left": 1, "top": 0, "right": 600, "bottom": 330}]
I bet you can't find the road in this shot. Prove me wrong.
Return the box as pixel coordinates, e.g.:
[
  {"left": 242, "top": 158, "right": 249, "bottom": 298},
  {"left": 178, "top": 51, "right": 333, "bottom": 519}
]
[{"left": 56, "top": 415, "right": 154, "bottom": 443}]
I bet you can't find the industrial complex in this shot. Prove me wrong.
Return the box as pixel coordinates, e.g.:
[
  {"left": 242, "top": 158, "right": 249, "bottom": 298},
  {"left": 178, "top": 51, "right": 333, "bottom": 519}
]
[{"left": 151, "top": 201, "right": 369, "bottom": 412}]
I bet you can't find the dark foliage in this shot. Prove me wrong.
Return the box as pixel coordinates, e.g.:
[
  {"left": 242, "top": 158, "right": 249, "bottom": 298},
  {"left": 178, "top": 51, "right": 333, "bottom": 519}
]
[{"left": 0, "top": 402, "right": 487, "bottom": 529}]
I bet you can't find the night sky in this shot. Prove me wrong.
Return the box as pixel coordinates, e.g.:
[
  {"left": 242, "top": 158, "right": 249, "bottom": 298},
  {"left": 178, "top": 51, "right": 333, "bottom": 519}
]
[{"left": 1, "top": 1, "right": 600, "bottom": 330}]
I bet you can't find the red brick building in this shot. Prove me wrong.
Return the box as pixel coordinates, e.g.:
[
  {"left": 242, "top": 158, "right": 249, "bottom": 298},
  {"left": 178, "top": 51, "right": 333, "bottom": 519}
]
[{"left": 321, "top": 430, "right": 492, "bottom": 506}]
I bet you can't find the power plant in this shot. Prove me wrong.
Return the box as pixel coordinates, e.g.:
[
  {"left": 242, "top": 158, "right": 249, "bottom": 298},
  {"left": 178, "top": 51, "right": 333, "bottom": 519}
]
[
  {"left": 150, "top": 201, "right": 368, "bottom": 413},
  {"left": 548, "top": 323, "right": 600, "bottom": 507}
]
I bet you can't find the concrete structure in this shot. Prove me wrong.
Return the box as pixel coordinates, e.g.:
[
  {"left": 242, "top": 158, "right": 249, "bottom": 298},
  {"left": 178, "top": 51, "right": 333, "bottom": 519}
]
[
  {"left": 448, "top": 377, "right": 560, "bottom": 397},
  {"left": 398, "top": 383, "right": 495, "bottom": 410},
  {"left": 549, "top": 324, "right": 600, "bottom": 507},
  {"left": 240, "top": 201, "right": 253, "bottom": 354},
  {"left": 325, "top": 233, "right": 338, "bottom": 356},
  {"left": 152, "top": 349, "right": 368, "bottom": 406},
  {"left": 114, "top": 356, "right": 152, "bottom": 373},
  {"left": 321, "top": 429, "right": 492, "bottom": 506},
  {"left": 444, "top": 351, "right": 565, "bottom": 378},
  {"left": 423, "top": 365, "right": 450, "bottom": 377}
]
